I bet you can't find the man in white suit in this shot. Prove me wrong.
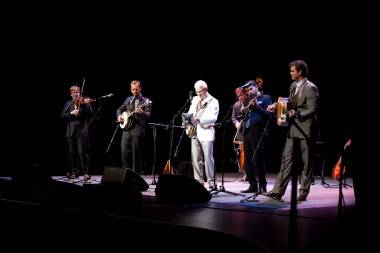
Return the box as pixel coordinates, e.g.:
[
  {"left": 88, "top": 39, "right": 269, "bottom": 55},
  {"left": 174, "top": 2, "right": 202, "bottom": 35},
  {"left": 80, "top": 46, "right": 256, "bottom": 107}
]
[{"left": 187, "top": 80, "right": 219, "bottom": 190}]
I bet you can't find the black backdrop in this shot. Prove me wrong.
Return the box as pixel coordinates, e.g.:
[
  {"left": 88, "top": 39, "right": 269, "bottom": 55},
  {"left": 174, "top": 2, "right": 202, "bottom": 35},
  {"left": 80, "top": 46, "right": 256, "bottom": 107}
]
[{"left": 6, "top": 9, "right": 353, "bottom": 177}]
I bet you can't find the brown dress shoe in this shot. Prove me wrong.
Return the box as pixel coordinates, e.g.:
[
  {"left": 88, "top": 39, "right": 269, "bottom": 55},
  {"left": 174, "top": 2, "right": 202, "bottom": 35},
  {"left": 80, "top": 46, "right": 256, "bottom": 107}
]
[{"left": 265, "top": 191, "right": 282, "bottom": 201}]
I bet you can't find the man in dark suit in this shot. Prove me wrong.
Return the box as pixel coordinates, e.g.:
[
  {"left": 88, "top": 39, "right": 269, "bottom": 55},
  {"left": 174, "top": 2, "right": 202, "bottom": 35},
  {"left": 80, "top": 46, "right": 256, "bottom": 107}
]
[
  {"left": 117, "top": 80, "right": 151, "bottom": 174},
  {"left": 239, "top": 81, "right": 273, "bottom": 194},
  {"left": 266, "top": 60, "right": 319, "bottom": 201},
  {"left": 61, "top": 85, "right": 93, "bottom": 181}
]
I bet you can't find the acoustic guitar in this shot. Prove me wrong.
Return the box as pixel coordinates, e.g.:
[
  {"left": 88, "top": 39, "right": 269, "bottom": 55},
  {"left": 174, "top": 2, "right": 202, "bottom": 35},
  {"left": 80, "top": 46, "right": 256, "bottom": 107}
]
[{"left": 276, "top": 97, "right": 289, "bottom": 126}]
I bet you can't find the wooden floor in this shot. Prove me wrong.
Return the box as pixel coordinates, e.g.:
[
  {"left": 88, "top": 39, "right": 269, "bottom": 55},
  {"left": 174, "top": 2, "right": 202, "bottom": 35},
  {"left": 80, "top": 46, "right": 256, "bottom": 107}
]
[{"left": 53, "top": 172, "right": 357, "bottom": 251}]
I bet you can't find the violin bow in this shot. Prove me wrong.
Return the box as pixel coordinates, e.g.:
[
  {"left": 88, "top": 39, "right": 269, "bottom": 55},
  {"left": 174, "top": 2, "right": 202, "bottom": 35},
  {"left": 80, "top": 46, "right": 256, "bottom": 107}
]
[
  {"left": 77, "top": 77, "right": 86, "bottom": 110},
  {"left": 81, "top": 77, "right": 86, "bottom": 96}
]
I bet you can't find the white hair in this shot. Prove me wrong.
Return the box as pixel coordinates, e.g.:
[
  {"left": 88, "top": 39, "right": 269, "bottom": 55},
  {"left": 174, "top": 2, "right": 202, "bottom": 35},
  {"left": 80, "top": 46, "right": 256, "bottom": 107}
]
[{"left": 194, "top": 80, "right": 208, "bottom": 91}]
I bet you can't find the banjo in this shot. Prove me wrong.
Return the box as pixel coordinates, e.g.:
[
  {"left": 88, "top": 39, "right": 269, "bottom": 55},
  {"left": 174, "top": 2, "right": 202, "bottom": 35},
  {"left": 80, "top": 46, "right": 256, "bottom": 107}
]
[{"left": 119, "top": 99, "right": 152, "bottom": 130}]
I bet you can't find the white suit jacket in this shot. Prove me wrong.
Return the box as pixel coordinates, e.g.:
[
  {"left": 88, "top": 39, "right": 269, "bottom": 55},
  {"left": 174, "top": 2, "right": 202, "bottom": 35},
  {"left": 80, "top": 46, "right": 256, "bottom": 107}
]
[{"left": 187, "top": 93, "right": 219, "bottom": 141}]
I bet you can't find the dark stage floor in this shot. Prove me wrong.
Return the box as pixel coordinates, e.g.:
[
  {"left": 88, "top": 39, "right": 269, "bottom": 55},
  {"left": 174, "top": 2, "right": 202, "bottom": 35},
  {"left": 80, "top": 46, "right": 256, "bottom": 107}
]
[{"left": 49, "top": 172, "right": 356, "bottom": 251}]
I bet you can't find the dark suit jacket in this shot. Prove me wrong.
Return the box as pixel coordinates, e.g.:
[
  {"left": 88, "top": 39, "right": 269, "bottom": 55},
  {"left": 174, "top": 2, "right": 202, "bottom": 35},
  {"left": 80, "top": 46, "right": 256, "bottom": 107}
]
[
  {"left": 61, "top": 100, "right": 92, "bottom": 138},
  {"left": 116, "top": 95, "right": 152, "bottom": 136},
  {"left": 288, "top": 78, "right": 319, "bottom": 139},
  {"left": 231, "top": 100, "right": 244, "bottom": 141},
  {"left": 231, "top": 101, "right": 243, "bottom": 127}
]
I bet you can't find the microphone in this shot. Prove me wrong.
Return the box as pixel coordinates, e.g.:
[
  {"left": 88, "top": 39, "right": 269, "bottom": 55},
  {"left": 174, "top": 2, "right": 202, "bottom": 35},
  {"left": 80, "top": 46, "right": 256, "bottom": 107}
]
[
  {"left": 99, "top": 93, "right": 114, "bottom": 99},
  {"left": 188, "top": 90, "right": 194, "bottom": 101}
]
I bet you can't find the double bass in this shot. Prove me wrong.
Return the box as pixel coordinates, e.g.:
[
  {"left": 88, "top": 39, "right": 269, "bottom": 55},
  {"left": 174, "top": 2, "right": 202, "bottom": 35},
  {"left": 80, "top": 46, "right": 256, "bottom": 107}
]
[{"left": 233, "top": 130, "right": 245, "bottom": 172}]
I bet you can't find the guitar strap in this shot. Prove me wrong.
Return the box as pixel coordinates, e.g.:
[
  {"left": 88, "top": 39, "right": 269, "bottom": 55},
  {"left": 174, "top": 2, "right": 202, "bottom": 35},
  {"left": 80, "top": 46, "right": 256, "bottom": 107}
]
[{"left": 195, "top": 96, "right": 213, "bottom": 118}]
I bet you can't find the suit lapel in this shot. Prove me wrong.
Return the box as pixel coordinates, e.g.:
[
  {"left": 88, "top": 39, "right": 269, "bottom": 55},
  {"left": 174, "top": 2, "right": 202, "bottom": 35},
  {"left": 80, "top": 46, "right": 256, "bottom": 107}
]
[
  {"left": 293, "top": 79, "right": 307, "bottom": 106},
  {"left": 290, "top": 82, "right": 298, "bottom": 105}
]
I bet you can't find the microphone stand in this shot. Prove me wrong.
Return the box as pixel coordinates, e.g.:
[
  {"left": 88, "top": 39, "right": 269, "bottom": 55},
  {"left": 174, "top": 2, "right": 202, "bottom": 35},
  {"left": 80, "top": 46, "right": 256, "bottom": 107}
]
[
  {"left": 163, "top": 97, "right": 191, "bottom": 174},
  {"left": 173, "top": 128, "right": 186, "bottom": 159},
  {"left": 105, "top": 123, "right": 120, "bottom": 166},
  {"left": 210, "top": 106, "right": 246, "bottom": 197},
  {"left": 151, "top": 125, "right": 158, "bottom": 185},
  {"left": 148, "top": 123, "right": 169, "bottom": 185},
  {"left": 84, "top": 96, "right": 112, "bottom": 131}
]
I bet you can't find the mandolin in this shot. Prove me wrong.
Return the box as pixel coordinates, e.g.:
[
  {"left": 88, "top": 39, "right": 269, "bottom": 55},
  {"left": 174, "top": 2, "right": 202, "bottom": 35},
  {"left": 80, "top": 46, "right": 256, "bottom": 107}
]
[
  {"left": 332, "top": 156, "right": 344, "bottom": 180},
  {"left": 331, "top": 138, "right": 352, "bottom": 180}
]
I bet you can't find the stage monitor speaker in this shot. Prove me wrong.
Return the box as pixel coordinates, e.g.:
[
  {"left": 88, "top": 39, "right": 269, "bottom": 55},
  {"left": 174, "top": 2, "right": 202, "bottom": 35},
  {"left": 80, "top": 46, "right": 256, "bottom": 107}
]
[
  {"left": 155, "top": 174, "right": 211, "bottom": 204},
  {"left": 174, "top": 160, "right": 194, "bottom": 178},
  {"left": 101, "top": 167, "right": 149, "bottom": 192}
]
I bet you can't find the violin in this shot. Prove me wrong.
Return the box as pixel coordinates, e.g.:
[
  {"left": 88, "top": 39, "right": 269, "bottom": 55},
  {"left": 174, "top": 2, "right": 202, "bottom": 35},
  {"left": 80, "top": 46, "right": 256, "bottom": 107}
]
[
  {"left": 74, "top": 96, "right": 96, "bottom": 105},
  {"left": 241, "top": 91, "right": 262, "bottom": 121}
]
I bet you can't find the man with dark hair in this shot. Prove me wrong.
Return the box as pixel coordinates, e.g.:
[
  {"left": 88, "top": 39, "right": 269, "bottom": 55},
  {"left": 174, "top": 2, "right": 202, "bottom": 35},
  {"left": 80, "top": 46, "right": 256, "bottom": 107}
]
[
  {"left": 231, "top": 86, "right": 248, "bottom": 181},
  {"left": 240, "top": 81, "right": 273, "bottom": 193},
  {"left": 266, "top": 60, "right": 319, "bottom": 201}
]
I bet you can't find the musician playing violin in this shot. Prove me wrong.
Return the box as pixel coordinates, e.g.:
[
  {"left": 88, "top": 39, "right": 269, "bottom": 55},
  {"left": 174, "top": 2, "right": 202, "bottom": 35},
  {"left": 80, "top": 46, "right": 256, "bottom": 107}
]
[
  {"left": 239, "top": 80, "right": 273, "bottom": 194},
  {"left": 61, "top": 85, "right": 93, "bottom": 181},
  {"left": 116, "top": 80, "right": 151, "bottom": 174}
]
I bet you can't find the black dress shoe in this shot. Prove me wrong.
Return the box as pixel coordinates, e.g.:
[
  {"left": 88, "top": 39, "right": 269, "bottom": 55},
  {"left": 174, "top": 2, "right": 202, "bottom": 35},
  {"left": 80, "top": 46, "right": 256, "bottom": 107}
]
[
  {"left": 84, "top": 174, "right": 91, "bottom": 181},
  {"left": 208, "top": 183, "right": 218, "bottom": 191},
  {"left": 69, "top": 173, "right": 79, "bottom": 179},
  {"left": 265, "top": 191, "right": 282, "bottom": 201},
  {"left": 240, "top": 185, "right": 258, "bottom": 193},
  {"left": 297, "top": 194, "right": 307, "bottom": 201}
]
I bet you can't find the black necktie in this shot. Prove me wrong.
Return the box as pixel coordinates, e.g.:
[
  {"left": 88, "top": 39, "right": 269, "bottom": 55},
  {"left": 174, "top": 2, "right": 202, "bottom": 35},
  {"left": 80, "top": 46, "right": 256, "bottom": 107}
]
[
  {"left": 291, "top": 83, "right": 299, "bottom": 97},
  {"left": 130, "top": 97, "right": 136, "bottom": 110}
]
